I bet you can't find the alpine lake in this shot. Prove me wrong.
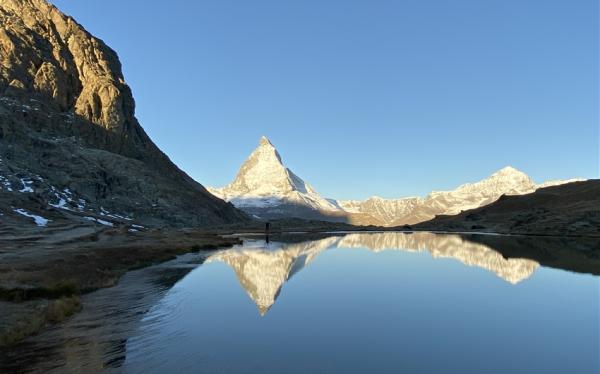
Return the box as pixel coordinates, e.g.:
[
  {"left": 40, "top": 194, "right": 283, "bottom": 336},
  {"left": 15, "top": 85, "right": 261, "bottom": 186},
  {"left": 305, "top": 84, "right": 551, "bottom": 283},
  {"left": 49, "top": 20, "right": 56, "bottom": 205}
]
[{"left": 2, "top": 231, "right": 599, "bottom": 374}]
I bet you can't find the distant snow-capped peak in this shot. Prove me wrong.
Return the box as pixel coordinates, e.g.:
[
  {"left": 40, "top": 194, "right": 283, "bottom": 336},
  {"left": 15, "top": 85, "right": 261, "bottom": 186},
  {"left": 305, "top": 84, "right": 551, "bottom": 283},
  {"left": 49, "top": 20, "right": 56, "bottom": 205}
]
[
  {"left": 337, "top": 166, "right": 584, "bottom": 226},
  {"left": 429, "top": 166, "right": 536, "bottom": 199}
]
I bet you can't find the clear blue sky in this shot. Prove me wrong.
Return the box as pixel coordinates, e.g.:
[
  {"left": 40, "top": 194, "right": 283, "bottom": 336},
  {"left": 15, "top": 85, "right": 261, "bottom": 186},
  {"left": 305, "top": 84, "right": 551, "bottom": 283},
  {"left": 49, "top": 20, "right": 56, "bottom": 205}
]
[{"left": 52, "top": 0, "right": 598, "bottom": 200}]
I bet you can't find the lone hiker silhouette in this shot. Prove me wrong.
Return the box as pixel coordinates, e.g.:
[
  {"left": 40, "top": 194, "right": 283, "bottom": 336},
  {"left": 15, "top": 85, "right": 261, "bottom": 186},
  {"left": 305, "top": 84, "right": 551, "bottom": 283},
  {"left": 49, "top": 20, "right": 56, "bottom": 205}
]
[{"left": 265, "top": 222, "right": 271, "bottom": 244}]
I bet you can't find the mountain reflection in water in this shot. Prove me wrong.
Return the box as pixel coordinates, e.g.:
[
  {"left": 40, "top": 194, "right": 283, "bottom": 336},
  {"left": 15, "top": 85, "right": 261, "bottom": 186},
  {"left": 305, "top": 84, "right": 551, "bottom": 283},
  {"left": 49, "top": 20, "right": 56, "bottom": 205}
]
[
  {"left": 1, "top": 232, "right": 598, "bottom": 374},
  {"left": 207, "top": 232, "right": 540, "bottom": 315}
]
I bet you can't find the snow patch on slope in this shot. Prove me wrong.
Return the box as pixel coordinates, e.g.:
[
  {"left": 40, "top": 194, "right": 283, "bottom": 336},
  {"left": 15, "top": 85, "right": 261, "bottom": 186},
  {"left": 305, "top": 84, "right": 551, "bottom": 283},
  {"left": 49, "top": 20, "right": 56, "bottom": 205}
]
[
  {"left": 13, "top": 208, "right": 49, "bottom": 226},
  {"left": 19, "top": 178, "right": 34, "bottom": 193},
  {"left": 84, "top": 216, "right": 114, "bottom": 227}
]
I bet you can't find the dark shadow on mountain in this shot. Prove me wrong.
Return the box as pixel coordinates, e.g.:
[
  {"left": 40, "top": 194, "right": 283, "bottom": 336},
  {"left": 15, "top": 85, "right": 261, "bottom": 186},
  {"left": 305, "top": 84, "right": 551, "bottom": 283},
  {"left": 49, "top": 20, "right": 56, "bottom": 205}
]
[
  {"left": 0, "top": 88, "right": 247, "bottom": 228},
  {"left": 237, "top": 200, "right": 384, "bottom": 227}
]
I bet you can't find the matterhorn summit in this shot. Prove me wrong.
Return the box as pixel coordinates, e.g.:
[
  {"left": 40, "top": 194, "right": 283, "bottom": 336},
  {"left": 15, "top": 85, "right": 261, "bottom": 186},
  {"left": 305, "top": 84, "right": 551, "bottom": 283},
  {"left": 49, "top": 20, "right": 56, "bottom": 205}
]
[{"left": 209, "top": 137, "right": 344, "bottom": 220}]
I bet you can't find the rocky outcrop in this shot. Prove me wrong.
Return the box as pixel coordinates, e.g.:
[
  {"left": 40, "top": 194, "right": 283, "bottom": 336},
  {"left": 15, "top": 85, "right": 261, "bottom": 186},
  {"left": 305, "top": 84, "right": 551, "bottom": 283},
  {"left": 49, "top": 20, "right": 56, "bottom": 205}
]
[
  {"left": 0, "top": 0, "right": 247, "bottom": 227},
  {"left": 0, "top": 0, "right": 133, "bottom": 132}
]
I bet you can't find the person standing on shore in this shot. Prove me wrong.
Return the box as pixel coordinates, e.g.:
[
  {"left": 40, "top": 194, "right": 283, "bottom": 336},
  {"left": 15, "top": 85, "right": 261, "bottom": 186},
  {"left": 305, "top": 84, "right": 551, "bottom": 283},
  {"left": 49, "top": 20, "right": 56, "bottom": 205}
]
[{"left": 265, "top": 222, "right": 271, "bottom": 244}]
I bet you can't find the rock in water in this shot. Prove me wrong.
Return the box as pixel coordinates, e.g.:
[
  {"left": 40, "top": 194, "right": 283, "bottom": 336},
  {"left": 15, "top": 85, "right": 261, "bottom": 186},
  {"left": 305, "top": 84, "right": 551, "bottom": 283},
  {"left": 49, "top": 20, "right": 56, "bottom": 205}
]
[{"left": 0, "top": 0, "right": 247, "bottom": 227}]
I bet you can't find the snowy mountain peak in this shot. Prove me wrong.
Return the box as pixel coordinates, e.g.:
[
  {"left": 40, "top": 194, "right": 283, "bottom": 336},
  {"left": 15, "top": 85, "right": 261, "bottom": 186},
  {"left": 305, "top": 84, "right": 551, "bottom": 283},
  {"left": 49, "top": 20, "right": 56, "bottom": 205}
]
[
  {"left": 496, "top": 165, "right": 519, "bottom": 173},
  {"left": 338, "top": 166, "right": 580, "bottom": 226},
  {"left": 223, "top": 137, "right": 290, "bottom": 195},
  {"left": 490, "top": 166, "right": 529, "bottom": 179},
  {"left": 446, "top": 166, "right": 535, "bottom": 197},
  {"left": 209, "top": 137, "right": 342, "bottom": 214},
  {"left": 259, "top": 135, "right": 274, "bottom": 147}
]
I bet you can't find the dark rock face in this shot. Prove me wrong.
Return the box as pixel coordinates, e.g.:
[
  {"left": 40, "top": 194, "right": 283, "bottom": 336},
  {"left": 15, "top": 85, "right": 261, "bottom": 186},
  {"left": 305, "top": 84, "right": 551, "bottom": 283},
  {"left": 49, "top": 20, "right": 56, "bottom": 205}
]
[{"left": 0, "top": 0, "right": 247, "bottom": 227}]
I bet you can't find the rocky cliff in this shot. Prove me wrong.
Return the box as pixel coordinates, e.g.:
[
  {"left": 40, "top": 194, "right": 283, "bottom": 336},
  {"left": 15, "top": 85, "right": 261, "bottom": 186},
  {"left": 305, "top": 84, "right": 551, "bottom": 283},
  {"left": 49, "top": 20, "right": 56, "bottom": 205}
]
[{"left": 0, "top": 0, "right": 246, "bottom": 229}]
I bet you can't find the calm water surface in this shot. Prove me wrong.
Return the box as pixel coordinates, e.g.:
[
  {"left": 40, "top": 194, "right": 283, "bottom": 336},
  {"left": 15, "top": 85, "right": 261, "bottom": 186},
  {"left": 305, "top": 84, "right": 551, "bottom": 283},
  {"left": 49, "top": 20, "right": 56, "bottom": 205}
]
[{"left": 2, "top": 232, "right": 599, "bottom": 373}]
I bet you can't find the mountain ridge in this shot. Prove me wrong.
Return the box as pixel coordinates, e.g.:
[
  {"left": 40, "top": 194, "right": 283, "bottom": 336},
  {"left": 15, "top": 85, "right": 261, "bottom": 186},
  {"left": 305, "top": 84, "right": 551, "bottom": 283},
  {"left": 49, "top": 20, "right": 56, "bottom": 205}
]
[
  {"left": 343, "top": 166, "right": 585, "bottom": 226},
  {"left": 210, "top": 137, "right": 584, "bottom": 226}
]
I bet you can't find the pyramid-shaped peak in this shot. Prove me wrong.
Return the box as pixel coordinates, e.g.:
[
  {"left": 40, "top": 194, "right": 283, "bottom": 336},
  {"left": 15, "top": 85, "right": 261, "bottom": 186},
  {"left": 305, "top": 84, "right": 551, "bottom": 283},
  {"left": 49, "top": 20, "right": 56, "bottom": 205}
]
[
  {"left": 259, "top": 136, "right": 274, "bottom": 147},
  {"left": 219, "top": 136, "right": 295, "bottom": 195},
  {"left": 213, "top": 137, "right": 342, "bottom": 213}
]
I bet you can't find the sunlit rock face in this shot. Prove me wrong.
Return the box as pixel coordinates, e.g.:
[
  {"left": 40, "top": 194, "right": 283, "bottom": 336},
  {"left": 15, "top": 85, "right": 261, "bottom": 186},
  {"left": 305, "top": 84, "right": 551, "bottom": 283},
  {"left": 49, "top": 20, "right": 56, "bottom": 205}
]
[
  {"left": 207, "top": 237, "right": 341, "bottom": 315},
  {"left": 0, "top": 0, "right": 133, "bottom": 132},
  {"left": 207, "top": 233, "right": 539, "bottom": 316}
]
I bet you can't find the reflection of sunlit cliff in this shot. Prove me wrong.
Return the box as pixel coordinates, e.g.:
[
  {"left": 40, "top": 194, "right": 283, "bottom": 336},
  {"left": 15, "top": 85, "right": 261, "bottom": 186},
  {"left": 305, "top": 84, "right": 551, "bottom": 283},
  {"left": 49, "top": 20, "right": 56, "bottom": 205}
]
[
  {"left": 338, "top": 232, "right": 539, "bottom": 284},
  {"left": 208, "top": 233, "right": 539, "bottom": 316},
  {"left": 206, "top": 237, "right": 341, "bottom": 315}
]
